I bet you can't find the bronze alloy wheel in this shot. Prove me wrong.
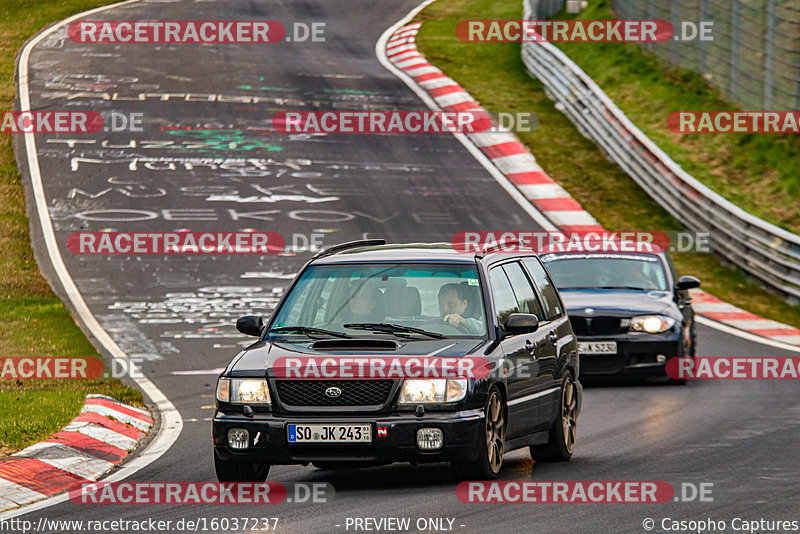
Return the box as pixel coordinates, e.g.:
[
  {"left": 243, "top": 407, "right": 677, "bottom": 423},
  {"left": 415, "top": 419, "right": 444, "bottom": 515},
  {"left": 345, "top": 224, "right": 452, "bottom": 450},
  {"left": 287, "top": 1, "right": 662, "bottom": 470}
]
[
  {"left": 530, "top": 370, "right": 578, "bottom": 462},
  {"left": 485, "top": 390, "right": 505, "bottom": 473},
  {"left": 561, "top": 376, "right": 578, "bottom": 454}
]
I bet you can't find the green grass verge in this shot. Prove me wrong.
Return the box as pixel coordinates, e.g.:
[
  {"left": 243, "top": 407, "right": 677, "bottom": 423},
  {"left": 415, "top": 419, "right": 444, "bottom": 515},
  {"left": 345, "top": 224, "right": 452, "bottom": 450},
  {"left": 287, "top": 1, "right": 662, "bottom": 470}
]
[
  {"left": 554, "top": 1, "right": 800, "bottom": 234},
  {"left": 415, "top": 0, "right": 800, "bottom": 328},
  {"left": 1, "top": 0, "right": 142, "bottom": 456}
]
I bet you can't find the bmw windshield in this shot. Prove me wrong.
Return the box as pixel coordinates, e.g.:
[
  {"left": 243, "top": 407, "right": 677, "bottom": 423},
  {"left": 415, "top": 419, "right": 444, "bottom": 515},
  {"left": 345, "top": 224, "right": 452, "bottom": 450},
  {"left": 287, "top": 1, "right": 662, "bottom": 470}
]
[
  {"left": 542, "top": 253, "right": 669, "bottom": 291},
  {"left": 270, "top": 263, "right": 488, "bottom": 338}
]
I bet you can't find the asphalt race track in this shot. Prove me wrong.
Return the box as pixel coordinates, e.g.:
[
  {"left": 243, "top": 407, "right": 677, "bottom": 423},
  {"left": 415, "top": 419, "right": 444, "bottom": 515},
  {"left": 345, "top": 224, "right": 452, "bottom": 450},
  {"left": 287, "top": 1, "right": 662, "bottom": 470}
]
[{"left": 10, "top": 0, "right": 800, "bottom": 532}]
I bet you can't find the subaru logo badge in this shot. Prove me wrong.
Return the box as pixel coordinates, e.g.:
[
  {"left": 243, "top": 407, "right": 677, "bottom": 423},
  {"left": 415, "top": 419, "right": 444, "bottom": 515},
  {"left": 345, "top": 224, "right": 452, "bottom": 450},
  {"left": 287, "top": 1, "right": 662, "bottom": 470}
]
[
  {"left": 325, "top": 387, "right": 342, "bottom": 398},
  {"left": 585, "top": 308, "right": 595, "bottom": 315}
]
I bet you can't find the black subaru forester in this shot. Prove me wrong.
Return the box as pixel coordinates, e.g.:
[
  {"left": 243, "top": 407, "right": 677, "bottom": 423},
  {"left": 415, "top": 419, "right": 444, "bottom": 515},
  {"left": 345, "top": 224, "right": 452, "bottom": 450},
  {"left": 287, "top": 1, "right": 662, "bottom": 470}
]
[{"left": 212, "top": 240, "right": 582, "bottom": 481}]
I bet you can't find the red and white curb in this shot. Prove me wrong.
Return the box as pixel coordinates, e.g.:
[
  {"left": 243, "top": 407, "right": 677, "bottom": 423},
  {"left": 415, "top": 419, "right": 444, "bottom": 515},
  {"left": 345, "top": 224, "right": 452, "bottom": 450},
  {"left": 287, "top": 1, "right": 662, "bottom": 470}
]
[
  {"left": 690, "top": 290, "right": 800, "bottom": 345},
  {"left": 0, "top": 395, "right": 152, "bottom": 512},
  {"left": 386, "top": 23, "right": 604, "bottom": 234},
  {"left": 385, "top": 21, "right": 800, "bottom": 349}
]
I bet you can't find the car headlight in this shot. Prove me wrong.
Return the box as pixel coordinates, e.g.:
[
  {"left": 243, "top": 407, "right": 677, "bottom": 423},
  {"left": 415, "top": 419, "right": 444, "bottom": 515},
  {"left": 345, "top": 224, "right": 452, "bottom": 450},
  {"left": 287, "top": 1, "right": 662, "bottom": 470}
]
[
  {"left": 630, "top": 315, "right": 675, "bottom": 334},
  {"left": 398, "top": 379, "right": 467, "bottom": 404},
  {"left": 216, "top": 377, "right": 271, "bottom": 405}
]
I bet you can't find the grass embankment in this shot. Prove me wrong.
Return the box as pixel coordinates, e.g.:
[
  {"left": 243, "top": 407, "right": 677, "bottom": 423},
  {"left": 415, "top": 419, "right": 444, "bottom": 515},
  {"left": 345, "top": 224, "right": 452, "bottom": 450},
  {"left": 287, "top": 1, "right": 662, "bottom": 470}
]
[
  {"left": 415, "top": 0, "right": 800, "bottom": 327},
  {"left": 0, "top": 0, "right": 142, "bottom": 456}
]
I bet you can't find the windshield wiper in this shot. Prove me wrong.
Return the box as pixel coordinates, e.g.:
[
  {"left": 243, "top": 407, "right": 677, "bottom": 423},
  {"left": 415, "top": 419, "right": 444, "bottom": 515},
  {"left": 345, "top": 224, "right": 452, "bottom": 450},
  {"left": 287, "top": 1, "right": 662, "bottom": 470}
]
[
  {"left": 343, "top": 323, "right": 446, "bottom": 339},
  {"left": 268, "top": 326, "right": 352, "bottom": 339},
  {"left": 596, "top": 286, "right": 650, "bottom": 291}
]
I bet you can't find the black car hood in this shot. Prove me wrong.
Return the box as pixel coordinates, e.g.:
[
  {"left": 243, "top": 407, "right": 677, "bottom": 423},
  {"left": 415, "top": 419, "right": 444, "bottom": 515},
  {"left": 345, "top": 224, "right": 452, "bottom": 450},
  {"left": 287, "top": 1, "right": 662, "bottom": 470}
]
[
  {"left": 559, "top": 288, "right": 676, "bottom": 317},
  {"left": 227, "top": 337, "right": 486, "bottom": 376}
]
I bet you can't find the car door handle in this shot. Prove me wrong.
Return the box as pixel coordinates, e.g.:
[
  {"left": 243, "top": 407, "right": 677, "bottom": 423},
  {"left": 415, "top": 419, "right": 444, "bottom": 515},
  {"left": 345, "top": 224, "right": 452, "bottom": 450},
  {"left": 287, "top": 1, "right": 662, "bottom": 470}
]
[
  {"left": 548, "top": 333, "right": 559, "bottom": 343},
  {"left": 525, "top": 339, "right": 536, "bottom": 354}
]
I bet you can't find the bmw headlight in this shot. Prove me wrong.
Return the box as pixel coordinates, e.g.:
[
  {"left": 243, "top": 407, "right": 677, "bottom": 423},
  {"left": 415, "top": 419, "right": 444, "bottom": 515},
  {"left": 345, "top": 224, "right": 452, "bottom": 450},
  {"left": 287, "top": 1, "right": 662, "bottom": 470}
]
[
  {"left": 398, "top": 379, "right": 467, "bottom": 404},
  {"left": 216, "top": 377, "right": 271, "bottom": 405},
  {"left": 630, "top": 315, "right": 675, "bottom": 334}
]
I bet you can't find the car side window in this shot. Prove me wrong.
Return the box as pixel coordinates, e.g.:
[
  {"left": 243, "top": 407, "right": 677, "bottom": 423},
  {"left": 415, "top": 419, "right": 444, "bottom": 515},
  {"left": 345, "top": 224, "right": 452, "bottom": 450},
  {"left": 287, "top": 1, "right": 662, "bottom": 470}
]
[
  {"left": 501, "top": 262, "right": 545, "bottom": 322},
  {"left": 522, "top": 257, "right": 564, "bottom": 320},
  {"left": 489, "top": 267, "right": 520, "bottom": 325}
]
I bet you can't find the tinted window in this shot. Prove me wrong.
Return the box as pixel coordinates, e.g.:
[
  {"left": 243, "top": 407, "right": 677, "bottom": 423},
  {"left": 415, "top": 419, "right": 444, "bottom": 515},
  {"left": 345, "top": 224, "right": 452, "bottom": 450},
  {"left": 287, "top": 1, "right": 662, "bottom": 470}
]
[
  {"left": 523, "top": 257, "right": 563, "bottom": 320},
  {"left": 502, "top": 262, "right": 545, "bottom": 321},
  {"left": 540, "top": 253, "right": 668, "bottom": 291},
  {"left": 489, "top": 267, "right": 520, "bottom": 324}
]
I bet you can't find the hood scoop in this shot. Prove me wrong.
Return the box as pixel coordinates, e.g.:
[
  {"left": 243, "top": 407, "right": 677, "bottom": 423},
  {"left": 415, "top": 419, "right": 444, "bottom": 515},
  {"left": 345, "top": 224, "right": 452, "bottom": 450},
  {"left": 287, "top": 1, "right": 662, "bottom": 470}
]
[{"left": 310, "top": 339, "right": 399, "bottom": 351}]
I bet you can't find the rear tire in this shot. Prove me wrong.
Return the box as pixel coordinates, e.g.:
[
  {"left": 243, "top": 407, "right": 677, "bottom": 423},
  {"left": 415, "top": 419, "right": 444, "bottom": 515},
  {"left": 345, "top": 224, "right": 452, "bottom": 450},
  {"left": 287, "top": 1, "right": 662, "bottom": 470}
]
[
  {"left": 530, "top": 371, "right": 578, "bottom": 462},
  {"left": 214, "top": 451, "right": 270, "bottom": 482},
  {"left": 451, "top": 387, "right": 506, "bottom": 480}
]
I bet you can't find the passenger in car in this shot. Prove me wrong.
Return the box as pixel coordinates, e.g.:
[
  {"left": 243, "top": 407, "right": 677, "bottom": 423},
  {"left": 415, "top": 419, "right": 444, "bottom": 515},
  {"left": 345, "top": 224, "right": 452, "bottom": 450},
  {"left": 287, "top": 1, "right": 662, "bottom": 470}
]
[{"left": 343, "top": 280, "right": 385, "bottom": 323}]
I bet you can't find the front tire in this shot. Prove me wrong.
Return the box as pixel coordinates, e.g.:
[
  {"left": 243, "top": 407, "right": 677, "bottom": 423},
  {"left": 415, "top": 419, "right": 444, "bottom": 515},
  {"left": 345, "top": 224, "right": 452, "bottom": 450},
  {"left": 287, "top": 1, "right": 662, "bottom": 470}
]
[
  {"left": 530, "top": 371, "right": 578, "bottom": 462},
  {"left": 669, "top": 329, "right": 693, "bottom": 385},
  {"left": 214, "top": 451, "right": 270, "bottom": 482},
  {"left": 451, "top": 387, "right": 506, "bottom": 480}
]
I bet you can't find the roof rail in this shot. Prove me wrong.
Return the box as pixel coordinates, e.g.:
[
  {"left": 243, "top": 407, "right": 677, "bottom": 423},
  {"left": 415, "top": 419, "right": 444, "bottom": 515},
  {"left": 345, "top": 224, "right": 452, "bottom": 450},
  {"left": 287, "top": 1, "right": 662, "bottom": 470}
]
[
  {"left": 312, "top": 239, "right": 386, "bottom": 260},
  {"left": 474, "top": 237, "right": 523, "bottom": 257}
]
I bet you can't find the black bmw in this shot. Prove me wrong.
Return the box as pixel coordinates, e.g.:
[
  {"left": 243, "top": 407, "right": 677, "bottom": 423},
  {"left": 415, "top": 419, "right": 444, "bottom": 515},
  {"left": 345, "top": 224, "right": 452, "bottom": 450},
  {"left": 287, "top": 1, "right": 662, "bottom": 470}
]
[{"left": 540, "top": 248, "right": 700, "bottom": 380}]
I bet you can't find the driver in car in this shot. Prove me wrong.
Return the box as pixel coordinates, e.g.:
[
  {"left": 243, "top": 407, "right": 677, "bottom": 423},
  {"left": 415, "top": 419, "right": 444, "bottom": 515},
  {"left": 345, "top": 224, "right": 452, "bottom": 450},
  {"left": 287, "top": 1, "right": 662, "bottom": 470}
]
[{"left": 438, "top": 283, "right": 483, "bottom": 334}]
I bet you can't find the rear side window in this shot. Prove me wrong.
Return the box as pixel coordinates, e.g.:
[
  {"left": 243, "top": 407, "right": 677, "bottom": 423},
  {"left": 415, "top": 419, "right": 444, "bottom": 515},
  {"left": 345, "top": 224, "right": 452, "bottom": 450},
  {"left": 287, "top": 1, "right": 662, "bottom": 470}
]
[
  {"left": 489, "top": 267, "right": 520, "bottom": 324},
  {"left": 523, "top": 257, "right": 563, "bottom": 320},
  {"left": 501, "top": 262, "right": 545, "bottom": 321}
]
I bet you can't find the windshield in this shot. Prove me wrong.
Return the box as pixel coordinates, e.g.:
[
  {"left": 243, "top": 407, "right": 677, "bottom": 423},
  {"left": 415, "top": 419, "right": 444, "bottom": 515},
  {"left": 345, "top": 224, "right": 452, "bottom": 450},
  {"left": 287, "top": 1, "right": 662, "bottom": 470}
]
[
  {"left": 541, "top": 253, "right": 669, "bottom": 291},
  {"left": 270, "top": 263, "right": 487, "bottom": 338}
]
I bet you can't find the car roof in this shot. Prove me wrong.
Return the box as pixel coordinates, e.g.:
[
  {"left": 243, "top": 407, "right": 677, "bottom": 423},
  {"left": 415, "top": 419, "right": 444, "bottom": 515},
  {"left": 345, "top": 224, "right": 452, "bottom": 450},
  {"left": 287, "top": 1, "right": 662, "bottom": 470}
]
[{"left": 310, "top": 242, "right": 536, "bottom": 265}]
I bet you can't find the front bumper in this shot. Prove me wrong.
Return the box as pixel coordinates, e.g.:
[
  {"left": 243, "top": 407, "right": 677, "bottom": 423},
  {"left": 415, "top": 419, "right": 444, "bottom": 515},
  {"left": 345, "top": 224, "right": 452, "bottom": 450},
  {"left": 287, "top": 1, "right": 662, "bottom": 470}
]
[
  {"left": 578, "top": 330, "right": 682, "bottom": 376},
  {"left": 212, "top": 409, "right": 484, "bottom": 465}
]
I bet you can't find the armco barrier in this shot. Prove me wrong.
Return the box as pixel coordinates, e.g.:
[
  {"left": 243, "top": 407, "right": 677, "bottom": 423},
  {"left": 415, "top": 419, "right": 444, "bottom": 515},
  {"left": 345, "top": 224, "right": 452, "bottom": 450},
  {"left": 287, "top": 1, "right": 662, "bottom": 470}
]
[{"left": 521, "top": 0, "right": 800, "bottom": 304}]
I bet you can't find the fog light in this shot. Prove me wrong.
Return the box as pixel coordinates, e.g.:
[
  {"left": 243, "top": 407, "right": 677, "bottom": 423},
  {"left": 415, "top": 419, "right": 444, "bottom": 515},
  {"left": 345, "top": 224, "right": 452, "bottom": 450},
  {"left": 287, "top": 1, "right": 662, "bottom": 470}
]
[
  {"left": 227, "top": 428, "right": 250, "bottom": 450},
  {"left": 656, "top": 354, "right": 667, "bottom": 364},
  {"left": 416, "top": 428, "right": 443, "bottom": 451}
]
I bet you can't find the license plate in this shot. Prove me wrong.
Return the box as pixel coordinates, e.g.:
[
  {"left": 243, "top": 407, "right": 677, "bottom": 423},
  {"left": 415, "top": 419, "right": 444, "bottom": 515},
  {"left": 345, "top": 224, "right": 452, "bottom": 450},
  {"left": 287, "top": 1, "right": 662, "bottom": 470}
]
[
  {"left": 578, "top": 341, "right": 617, "bottom": 355},
  {"left": 287, "top": 424, "right": 372, "bottom": 443}
]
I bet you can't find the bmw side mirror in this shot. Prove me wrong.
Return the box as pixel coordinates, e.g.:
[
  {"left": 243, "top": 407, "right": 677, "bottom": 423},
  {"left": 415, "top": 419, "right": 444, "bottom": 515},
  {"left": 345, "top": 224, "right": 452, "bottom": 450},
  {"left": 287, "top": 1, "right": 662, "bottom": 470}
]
[
  {"left": 675, "top": 275, "right": 701, "bottom": 291},
  {"left": 502, "top": 313, "right": 539, "bottom": 336},
  {"left": 236, "top": 315, "right": 264, "bottom": 336}
]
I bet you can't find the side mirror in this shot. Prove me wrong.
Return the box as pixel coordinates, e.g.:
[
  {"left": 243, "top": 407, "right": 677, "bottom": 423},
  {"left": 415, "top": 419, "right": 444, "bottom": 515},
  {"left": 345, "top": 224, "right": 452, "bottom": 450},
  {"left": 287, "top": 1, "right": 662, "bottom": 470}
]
[
  {"left": 236, "top": 315, "right": 264, "bottom": 337},
  {"left": 502, "top": 313, "right": 539, "bottom": 336},
  {"left": 675, "top": 275, "right": 701, "bottom": 291}
]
